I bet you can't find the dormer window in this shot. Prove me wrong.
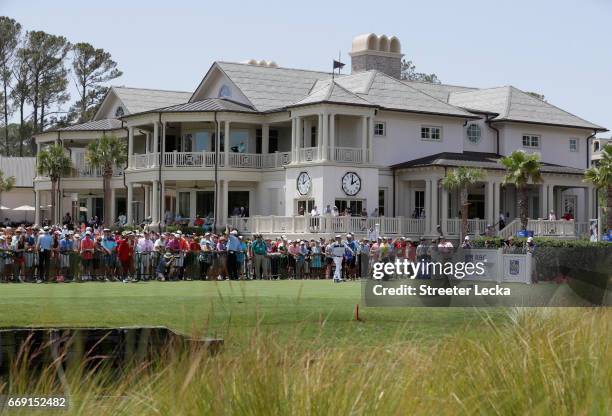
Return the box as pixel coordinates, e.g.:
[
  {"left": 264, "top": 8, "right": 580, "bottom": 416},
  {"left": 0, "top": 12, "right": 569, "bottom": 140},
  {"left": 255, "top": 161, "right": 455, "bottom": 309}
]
[{"left": 115, "top": 106, "right": 125, "bottom": 117}]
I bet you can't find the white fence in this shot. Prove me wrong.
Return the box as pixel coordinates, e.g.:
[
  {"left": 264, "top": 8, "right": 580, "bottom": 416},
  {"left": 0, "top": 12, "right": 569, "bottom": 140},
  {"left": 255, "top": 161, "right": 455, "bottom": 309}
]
[
  {"left": 498, "top": 219, "right": 589, "bottom": 239},
  {"left": 129, "top": 151, "right": 292, "bottom": 170},
  {"left": 228, "top": 216, "right": 426, "bottom": 236}
]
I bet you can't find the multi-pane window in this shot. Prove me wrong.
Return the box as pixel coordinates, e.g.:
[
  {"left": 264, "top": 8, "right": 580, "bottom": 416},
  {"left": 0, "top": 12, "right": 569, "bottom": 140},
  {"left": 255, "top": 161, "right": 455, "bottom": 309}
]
[
  {"left": 414, "top": 191, "right": 425, "bottom": 217},
  {"left": 296, "top": 199, "right": 315, "bottom": 214},
  {"left": 334, "top": 199, "right": 364, "bottom": 216},
  {"left": 522, "top": 134, "right": 540, "bottom": 148},
  {"left": 421, "top": 126, "right": 442, "bottom": 140},
  {"left": 569, "top": 138, "right": 578, "bottom": 152},
  {"left": 374, "top": 122, "right": 386, "bottom": 137},
  {"left": 466, "top": 124, "right": 481, "bottom": 144}
]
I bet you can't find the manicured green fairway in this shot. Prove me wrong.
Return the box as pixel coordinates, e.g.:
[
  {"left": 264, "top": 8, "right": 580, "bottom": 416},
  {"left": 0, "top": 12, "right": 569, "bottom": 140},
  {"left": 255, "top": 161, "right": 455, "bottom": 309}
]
[{"left": 0, "top": 281, "right": 507, "bottom": 348}]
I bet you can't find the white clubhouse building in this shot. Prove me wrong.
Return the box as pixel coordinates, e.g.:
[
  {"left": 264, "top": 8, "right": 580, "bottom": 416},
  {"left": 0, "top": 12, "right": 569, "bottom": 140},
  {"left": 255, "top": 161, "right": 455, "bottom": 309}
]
[{"left": 33, "top": 33, "right": 607, "bottom": 238}]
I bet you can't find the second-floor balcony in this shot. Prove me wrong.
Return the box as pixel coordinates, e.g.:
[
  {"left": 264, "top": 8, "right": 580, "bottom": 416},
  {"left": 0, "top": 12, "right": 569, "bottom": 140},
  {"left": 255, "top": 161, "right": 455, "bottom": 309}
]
[
  {"left": 129, "top": 151, "right": 293, "bottom": 170},
  {"left": 128, "top": 146, "right": 368, "bottom": 170}
]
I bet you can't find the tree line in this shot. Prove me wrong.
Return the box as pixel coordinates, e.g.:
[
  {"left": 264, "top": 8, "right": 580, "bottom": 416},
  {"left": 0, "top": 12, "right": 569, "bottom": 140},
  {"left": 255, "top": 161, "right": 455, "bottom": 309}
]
[{"left": 0, "top": 16, "right": 123, "bottom": 157}]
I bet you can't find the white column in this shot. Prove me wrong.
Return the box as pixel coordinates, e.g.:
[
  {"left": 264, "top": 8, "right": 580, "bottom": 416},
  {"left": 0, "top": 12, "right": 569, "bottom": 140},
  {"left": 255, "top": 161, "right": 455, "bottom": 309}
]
[
  {"left": 161, "top": 181, "right": 166, "bottom": 222},
  {"left": 441, "top": 187, "right": 449, "bottom": 235},
  {"left": 329, "top": 113, "right": 336, "bottom": 161},
  {"left": 547, "top": 185, "right": 555, "bottom": 217},
  {"left": 143, "top": 186, "right": 149, "bottom": 218},
  {"left": 190, "top": 190, "right": 196, "bottom": 225},
  {"left": 485, "top": 181, "right": 492, "bottom": 225},
  {"left": 317, "top": 114, "right": 323, "bottom": 156},
  {"left": 262, "top": 124, "right": 269, "bottom": 154},
  {"left": 110, "top": 187, "right": 116, "bottom": 224},
  {"left": 296, "top": 116, "right": 303, "bottom": 161},
  {"left": 222, "top": 180, "right": 229, "bottom": 225},
  {"left": 424, "top": 179, "right": 432, "bottom": 233},
  {"left": 224, "top": 120, "right": 230, "bottom": 166},
  {"left": 321, "top": 113, "right": 329, "bottom": 161},
  {"left": 128, "top": 126, "right": 134, "bottom": 156},
  {"left": 34, "top": 190, "right": 41, "bottom": 225},
  {"left": 152, "top": 122, "right": 159, "bottom": 166},
  {"left": 290, "top": 117, "right": 296, "bottom": 161},
  {"left": 431, "top": 179, "right": 439, "bottom": 234},
  {"left": 493, "top": 182, "right": 501, "bottom": 223},
  {"left": 586, "top": 186, "right": 594, "bottom": 221},
  {"left": 367, "top": 116, "right": 374, "bottom": 162},
  {"left": 151, "top": 180, "right": 159, "bottom": 224},
  {"left": 126, "top": 182, "right": 133, "bottom": 225},
  {"left": 361, "top": 116, "right": 368, "bottom": 164},
  {"left": 303, "top": 118, "right": 311, "bottom": 147}
]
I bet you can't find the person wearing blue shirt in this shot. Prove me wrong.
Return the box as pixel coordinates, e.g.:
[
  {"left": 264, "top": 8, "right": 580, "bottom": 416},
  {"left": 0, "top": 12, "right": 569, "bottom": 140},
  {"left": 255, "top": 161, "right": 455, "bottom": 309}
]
[
  {"left": 36, "top": 228, "right": 53, "bottom": 283},
  {"left": 59, "top": 233, "right": 74, "bottom": 281},
  {"left": 101, "top": 228, "right": 117, "bottom": 280}
]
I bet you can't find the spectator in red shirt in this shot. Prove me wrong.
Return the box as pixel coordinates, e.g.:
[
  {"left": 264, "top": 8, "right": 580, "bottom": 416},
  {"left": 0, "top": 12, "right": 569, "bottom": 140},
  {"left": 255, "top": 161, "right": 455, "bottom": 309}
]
[
  {"left": 80, "top": 231, "right": 95, "bottom": 281},
  {"left": 117, "top": 232, "right": 135, "bottom": 282}
]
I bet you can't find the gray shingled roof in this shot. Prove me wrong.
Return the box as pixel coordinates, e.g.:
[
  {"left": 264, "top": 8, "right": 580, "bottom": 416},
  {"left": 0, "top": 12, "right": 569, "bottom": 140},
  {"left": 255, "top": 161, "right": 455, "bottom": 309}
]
[
  {"left": 291, "top": 80, "right": 373, "bottom": 107},
  {"left": 112, "top": 86, "right": 192, "bottom": 114},
  {"left": 402, "top": 80, "right": 477, "bottom": 102},
  {"left": 215, "top": 62, "right": 331, "bottom": 112},
  {"left": 449, "top": 86, "right": 605, "bottom": 130},
  {"left": 57, "top": 118, "right": 124, "bottom": 132},
  {"left": 333, "top": 71, "right": 477, "bottom": 117},
  {"left": 391, "top": 151, "right": 585, "bottom": 175},
  {"left": 156, "top": 98, "right": 255, "bottom": 113}
]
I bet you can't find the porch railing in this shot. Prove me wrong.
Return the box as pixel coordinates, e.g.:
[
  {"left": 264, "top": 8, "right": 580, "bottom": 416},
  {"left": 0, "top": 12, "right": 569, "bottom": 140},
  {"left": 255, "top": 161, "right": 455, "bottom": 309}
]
[
  {"left": 228, "top": 215, "right": 426, "bottom": 236},
  {"left": 298, "top": 147, "right": 320, "bottom": 162},
  {"left": 331, "top": 147, "right": 363, "bottom": 163},
  {"left": 130, "top": 151, "right": 292, "bottom": 170},
  {"left": 498, "top": 219, "right": 583, "bottom": 239},
  {"left": 446, "top": 219, "right": 488, "bottom": 236}
]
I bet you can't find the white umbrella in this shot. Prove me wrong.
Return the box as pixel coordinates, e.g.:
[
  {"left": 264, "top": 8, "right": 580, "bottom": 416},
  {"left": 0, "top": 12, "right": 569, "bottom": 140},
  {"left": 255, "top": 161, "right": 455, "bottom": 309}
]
[{"left": 13, "top": 205, "right": 35, "bottom": 222}]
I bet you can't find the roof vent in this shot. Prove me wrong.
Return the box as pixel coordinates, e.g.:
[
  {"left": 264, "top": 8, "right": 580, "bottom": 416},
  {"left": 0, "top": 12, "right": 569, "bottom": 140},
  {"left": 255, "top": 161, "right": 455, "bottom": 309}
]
[
  {"left": 350, "top": 33, "right": 403, "bottom": 78},
  {"left": 244, "top": 59, "right": 279, "bottom": 68}
]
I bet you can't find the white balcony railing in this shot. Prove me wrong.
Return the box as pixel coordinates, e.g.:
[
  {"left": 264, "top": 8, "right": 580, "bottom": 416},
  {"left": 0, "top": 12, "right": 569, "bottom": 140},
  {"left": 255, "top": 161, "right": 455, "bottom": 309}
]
[
  {"left": 446, "top": 219, "right": 488, "bottom": 236},
  {"left": 130, "top": 151, "right": 292, "bottom": 170},
  {"left": 331, "top": 147, "right": 363, "bottom": 163},
  {"left": 228, "top": 215, "right": 426, "bottom": 236},
  {"left": 298, "top": 147, "right": 320, "bottom": 162}
]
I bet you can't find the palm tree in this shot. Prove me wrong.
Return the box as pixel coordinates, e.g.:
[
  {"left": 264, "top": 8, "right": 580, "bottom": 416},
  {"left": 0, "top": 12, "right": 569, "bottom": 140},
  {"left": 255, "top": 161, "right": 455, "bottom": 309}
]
[
  {"left": 37, "top": 143, "right": 72, "bottom": 225},
  {"left": 0, "top": 170, "right": 15, "bottom": 220},
  {"left": 85, "top": 135, "right": 127, "bottom": 227},
  {"left": 441, "top": 167, "right": 485, "bottom": 239},
  {"left": 500, "top": 150, "right": 543, "bottom": 231},
  {"left": 584, "top": 143, "right": 612, "bottom": 234}
]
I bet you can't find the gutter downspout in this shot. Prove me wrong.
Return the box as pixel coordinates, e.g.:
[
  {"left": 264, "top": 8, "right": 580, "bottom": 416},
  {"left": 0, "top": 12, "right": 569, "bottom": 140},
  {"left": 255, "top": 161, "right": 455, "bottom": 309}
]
[{"left": 485, "top": 115, "right": 500, "bottom": 156}]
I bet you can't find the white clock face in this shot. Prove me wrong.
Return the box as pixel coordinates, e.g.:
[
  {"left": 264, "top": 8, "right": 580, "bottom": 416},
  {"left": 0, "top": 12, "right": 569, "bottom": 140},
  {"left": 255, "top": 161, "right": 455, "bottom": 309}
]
[
  {"left": 342, "top": 172, "right": 361, "bottom": 196},
  {"left": 297, "top": 172, "right": 312, "bottom": 195}
]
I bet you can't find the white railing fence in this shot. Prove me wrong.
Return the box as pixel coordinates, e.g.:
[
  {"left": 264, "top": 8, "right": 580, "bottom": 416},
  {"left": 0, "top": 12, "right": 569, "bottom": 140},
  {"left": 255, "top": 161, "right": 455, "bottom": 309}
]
[
  {"left": 131, "top": 151, "right": 292, "bottom": 170},
  {"left": 228, "top": 215, "right": 426, "bottom": 236}
]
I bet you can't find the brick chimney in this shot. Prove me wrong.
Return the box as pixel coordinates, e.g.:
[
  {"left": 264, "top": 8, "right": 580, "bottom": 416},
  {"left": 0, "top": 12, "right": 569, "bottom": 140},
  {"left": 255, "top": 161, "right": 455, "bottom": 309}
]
[{"left": 350, "top": 33, "right": 403, "bottom": 79}]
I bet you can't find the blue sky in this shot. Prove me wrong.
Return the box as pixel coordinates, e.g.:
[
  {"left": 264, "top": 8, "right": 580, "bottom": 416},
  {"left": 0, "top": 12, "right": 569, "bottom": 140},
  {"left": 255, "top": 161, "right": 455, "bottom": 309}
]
[{"left": 2, "top": 0, "right": 611, "bottom": 136}]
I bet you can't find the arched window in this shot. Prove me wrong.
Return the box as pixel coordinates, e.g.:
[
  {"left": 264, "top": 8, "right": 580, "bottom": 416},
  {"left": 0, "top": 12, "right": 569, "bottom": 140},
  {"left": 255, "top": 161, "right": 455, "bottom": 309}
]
[
  {"left": 115, "top": 106, "right": 125, "bottom": 117},
  {"left": 467, "top": 124, "right": 481, "bottom": 144}
]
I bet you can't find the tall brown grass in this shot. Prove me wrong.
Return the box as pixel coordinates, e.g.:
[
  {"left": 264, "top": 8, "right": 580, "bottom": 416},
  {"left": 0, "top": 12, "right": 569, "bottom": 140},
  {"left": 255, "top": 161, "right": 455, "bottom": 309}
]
[{"left": 1, "top": 308, "right": 610, "bottom": 415}]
